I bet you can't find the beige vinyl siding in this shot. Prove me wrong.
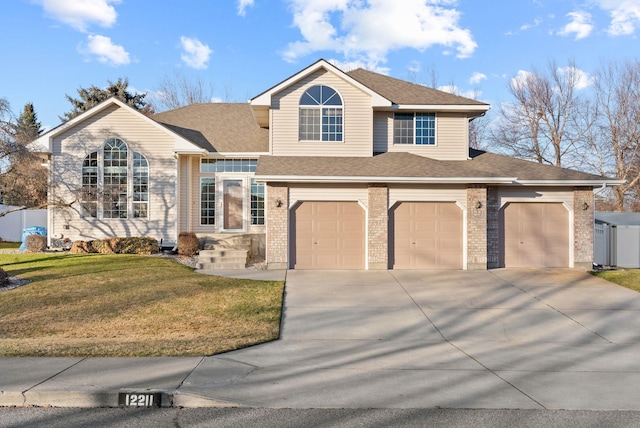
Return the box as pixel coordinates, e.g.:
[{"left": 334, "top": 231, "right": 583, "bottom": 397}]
[
  {"left": 373, "top": 111, "right": 469, "bottom": 160},
  {"left": 389, "top": 185, "right": 467, "bottom": 207},
  {"left": 177, "top": 155, "right": 192, "bottom": 234},
  {"left": 497, "top": 187, "right": 574, "bottom": 209},
  {"left": 49, "top": 105, "right": 178, "bottom": 243},
  {"left": 289, "top": 184, "right": 368, "bottom": 206},
  {"left": 271, "top": 69, "right": 373, "bottom": 157}
]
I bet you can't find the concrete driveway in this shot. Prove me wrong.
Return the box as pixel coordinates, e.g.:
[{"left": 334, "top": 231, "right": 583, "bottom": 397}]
[{"left": 179, "top": 269, "right": 640, "bottom": 410}]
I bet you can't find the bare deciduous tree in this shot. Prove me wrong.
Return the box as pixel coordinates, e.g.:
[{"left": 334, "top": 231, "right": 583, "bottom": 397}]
[
  {"left": 490, "top": 60, "right": 588, "bottom": 168},
  {"left": 585, "top": 59, "right": 640, "bottom": 211},
  {"left": 150, "top": 71, "right": 218, "bottom": 112}
]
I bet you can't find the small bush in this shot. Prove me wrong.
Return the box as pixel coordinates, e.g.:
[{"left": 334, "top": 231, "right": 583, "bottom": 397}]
[
  {"left": 70, "top": 237, "right": 159, "bottom": 255},
  {"left": 178, "top": 232, "right": 200, "bottom": 257},
  {"left": 25, "top": 234, "right": 47, "bottom": 253},
  {"left": 0, "top": 267, "right": 9, "bottom": 287},
  {"left": 70, "top": 240, "right": 94, "bottom": 254}
]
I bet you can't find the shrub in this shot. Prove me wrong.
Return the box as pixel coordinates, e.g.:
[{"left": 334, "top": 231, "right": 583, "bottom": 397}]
[
  {"left": 70, "top": 237, "right": 159, "bottom": 255},
  {"left": 70, "top": 240, "right": 94, "bottom": 254},
  {"left": 0, "top": 267, "right": 9, "bottom": 287},
  {"left": 178, "top": 232, "right": 200, "bottom": 257},
  {"left": 25, "top": 234, "right": 47, "bottom": 253}
]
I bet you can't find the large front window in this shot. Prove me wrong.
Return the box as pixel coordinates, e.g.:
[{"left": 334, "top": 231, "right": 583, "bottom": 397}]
[
  {"left": 299, "top": 85, "right": 343, "bottom": 142},
  {"left": 393, "top": 113, "right": 436, "bottom": 145},
  {"left": 80, "top": 138, "right": 149, "bottom": 219}
]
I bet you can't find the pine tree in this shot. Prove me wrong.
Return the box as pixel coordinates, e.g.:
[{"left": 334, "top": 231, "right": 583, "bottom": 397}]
[
  {"left": 14, "top": 102, "right": 43, "bottom": 145},
  {"left": 60, "top": 77, "right": 154, "bottom": 121}
]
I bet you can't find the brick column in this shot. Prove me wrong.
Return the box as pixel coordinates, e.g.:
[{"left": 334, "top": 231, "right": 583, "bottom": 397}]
[
  {"left": 367, "top": 185, "right": 388, "bottom": 270},
  {"left": 266, "top": 183, "right": 289, "bottom": 270},
  {"left": 486, "top": 186, "right": 500, "bottom": 268},
  {"left": 574, "top": 186, "right": 594, "bottom": 270},
  {"left": 467, "top": 185, "right": 487, "bottom": 270}
]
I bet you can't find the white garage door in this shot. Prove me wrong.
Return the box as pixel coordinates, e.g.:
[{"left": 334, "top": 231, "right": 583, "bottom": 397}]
[
  {"left": 501, "top": 202, "right": 569, "bottom": 268},
  {"left": 292, "top": 201, "right": 365, "bottom": 269},
  {"left": 390, "top": 202, "right": 463, "bottom": 269}
]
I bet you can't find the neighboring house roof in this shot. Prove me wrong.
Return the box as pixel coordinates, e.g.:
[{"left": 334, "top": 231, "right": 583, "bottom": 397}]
[
  {"left": 595, "top": 212, "right": 640, "bottom": 225},
  {"left": 347, "top": 68, "right": 489, "bottom": 109},
  {"left": 255, "top": 149, "right": 620, "bottom": 186},
  {"left": 153, "top": 103, "right": 269, "bottom": 154}
]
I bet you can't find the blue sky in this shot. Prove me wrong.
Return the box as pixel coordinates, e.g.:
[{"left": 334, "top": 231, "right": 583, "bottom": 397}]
[{"left": 2, "top": 0, "right": 639, "bottom": 129}]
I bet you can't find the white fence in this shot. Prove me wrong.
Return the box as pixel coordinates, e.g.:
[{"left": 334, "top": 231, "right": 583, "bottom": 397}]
[
  {"left": 0, "top": 205, "right": 47, "bottom": 242},
  {"left": 594, "top": 222, "right": 640, "bottom": 268}
]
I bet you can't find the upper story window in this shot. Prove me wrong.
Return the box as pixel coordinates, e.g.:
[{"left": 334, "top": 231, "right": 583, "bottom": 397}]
[
  {"left": 393, "top": 113, "right": 436, "bottom": 145},
  {"left": 299, "top": 85, "right": 343, "bottom": 142},
  {"left": 80, "top": 138, "right": 149, "bottom": 219}
]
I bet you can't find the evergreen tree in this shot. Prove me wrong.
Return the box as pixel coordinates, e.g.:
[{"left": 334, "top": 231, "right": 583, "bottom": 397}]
[
  {"left": 14, "top": 102, "right": 43, "bottom": 145},
  {"left": 60, "top": 77, "right": 154, "bottom": 121}
]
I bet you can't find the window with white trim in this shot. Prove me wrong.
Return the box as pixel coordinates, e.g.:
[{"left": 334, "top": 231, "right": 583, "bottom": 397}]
[
  {"left": 250, "top": 179, "right": 265, "bottom": 225},
  {"left": 299, "top": 85, "right": 343, "bottom": 142},
  {"left": 80, "top": 138, "right": 149, "bottom": 219},
  {"left": 200, "top": 177, "right": 216, "bottom": 225},
  {"left": 393, "top": 113, "right": 436, "bottom": 145}
]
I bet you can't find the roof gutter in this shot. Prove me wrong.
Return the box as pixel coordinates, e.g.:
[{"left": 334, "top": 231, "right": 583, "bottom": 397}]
[
  {"left": 515, "top": 179, "right": 626, "bottom": 187},
  {"left": 253, "top": 175, "right": 517, "bottom": 184}
]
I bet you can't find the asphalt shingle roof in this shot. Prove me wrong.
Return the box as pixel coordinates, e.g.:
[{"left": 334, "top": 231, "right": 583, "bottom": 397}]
[
  {"left": 152, "top": 103, "right": 268, "bottom": 153},
  {"left": 347, "top": 68, "right": 489, "bottom": 107},
  {"left": 255, "top": 149, "right": 611, "bottom": 183}
]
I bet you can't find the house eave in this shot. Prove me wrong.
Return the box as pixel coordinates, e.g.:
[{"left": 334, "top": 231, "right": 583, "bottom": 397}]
[
  {"left": 515, "top": 179, "right": 626, "bottom": 187},
  {"left": 253, "top": 175, "right": 517, "bottom": 184},
  {"left": 393, "top": 104, "right": 490, "bottom": 112}
]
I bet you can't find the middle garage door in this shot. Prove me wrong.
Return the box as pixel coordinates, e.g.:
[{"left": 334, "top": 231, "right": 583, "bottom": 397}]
[
  {"left": 292, "top": 201, "right": 365, "bottom": 269},
  {"left": 390, "top": 202, "right": 463, "bottom": 269}
]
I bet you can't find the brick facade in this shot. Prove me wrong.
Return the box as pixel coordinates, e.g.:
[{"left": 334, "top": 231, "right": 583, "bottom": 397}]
[
  {"left": 573, "top": 186, "right": 595, "bottom": 270},
  {"left": 266, "top": 183, "right": 289, "bottom": 269},
  {"left": 467, "top": 186, "right": 487, "bottom": 270},
  {"left": 367, "top": 185, "right": 388, "bottom": 269},
  {"left": 486, "top": 186, "right": 500, "bottom": 268}
]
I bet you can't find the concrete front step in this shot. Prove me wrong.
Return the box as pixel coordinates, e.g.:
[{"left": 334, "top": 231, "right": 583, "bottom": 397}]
[
  {"left": 197, "top": 248, "right": 248, "bottom": 270},
  {"left": 197, "top": 261, "right": 247, "bottom": 270}
]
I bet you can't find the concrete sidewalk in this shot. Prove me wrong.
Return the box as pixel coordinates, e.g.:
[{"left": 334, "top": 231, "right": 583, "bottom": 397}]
[{"left": 1, "top": 269, "right": 639, "bottom": 409}]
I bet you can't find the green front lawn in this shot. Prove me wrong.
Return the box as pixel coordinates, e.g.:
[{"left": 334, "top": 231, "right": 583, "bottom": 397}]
[
  {"left": 591, "top": 269, "right": 640, "bottom": 293},
  {"left": 0, "top": 253, "right": 284, "bottom": 357},
  {"left": 0, "top": 241, "right": 20, "bottom": 250}
]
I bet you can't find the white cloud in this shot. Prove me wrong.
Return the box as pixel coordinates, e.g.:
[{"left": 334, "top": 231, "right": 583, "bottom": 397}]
[
  {"left": 180, "top": 36, "right": 213, "bottom": 69},
  {"left": 36, "top": 0, "right": 120, "bottom": 32},
  {"left": 469, "top": 72, "right": 487, "bottom": 84},
  {"left": 84, "top": 34, "right": 130, "bottom": 66},
  {"left": 557, "top": 66, "right": 592, "bottom": 90},
  {"left": 282, "top": 0, "right": 477, "bottom": 69},
  {"left": 558, "top": 11, "right": 594, "bottom": 40},
  {"left": 237, "top": 0, "right": 255, "bottom": 16},
  {"left": 520, "top": 17, "right": 542, "bottom": 31},
  {"left": 328, "top": 58, "right": 390, "bottom": 74},
  {"left": 594, "top": 0, "right": 640, "bottom": 35}
]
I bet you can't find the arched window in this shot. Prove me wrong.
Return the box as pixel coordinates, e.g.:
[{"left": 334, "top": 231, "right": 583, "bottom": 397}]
[
  {"left": 299, "top": 85, "right": 343, "bottom": 142},
  {"left": 80, "top": 138, "right": 149, "bottom": 219},
  {"left": 103, "top": 138, "right": 128, "bottom": 218}
]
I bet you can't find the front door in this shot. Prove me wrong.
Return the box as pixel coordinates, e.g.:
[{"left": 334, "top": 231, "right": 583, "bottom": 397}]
[{"left": 223, "top": 179, "right": 244, "bottom": 230}]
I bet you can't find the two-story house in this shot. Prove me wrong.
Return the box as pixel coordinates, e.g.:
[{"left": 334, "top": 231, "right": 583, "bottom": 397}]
[{"left": 36, "top": 59, "right": 620, "bottom": 270}]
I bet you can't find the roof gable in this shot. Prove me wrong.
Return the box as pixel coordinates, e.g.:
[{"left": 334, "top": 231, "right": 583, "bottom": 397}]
[
  {"left": 35, "top": 97, "right": 204, "bottom": 155},
  {"left": 250, "top": 59, "right": 392, "bottom": 108}
]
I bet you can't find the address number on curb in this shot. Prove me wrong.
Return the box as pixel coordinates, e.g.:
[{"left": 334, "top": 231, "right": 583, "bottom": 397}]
[{"left": 118, "top": 392, "right": 161, "bottom": 407}]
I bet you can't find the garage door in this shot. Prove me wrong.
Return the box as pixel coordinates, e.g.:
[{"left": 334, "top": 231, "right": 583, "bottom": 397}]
[
  {"left": 390, "top": 202, "right": 463, "bottom": 269},
  {"left": 292, "top": 201, "right": 365, "bottom": 269},
  {"left": 501, "top": 202, "right": 569, "bottom": 267}
]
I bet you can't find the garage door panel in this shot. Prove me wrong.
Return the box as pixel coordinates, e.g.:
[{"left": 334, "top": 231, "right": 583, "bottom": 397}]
[
  {"left": 391, "top": 202, "right": 463, "bottom": 270},
  {"left": 502, "top": 202, "right": 569, "bottom": 268},
  {"left": 293, "top": 201, "right": 365, "bottom": 270}
]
